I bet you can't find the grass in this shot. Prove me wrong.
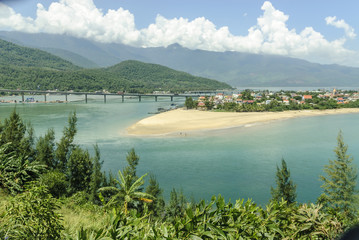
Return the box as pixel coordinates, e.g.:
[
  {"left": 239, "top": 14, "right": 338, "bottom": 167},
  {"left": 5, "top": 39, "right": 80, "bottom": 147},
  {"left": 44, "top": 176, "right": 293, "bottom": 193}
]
[
  {"left": 0, "top": 189, "right": 8, "bottom": 214},
  {"left": 59, "top": 203, "right": 110, "bottom": 235},
  {"left": 0, "top": 189, "right": 110, "bottom": 237}
]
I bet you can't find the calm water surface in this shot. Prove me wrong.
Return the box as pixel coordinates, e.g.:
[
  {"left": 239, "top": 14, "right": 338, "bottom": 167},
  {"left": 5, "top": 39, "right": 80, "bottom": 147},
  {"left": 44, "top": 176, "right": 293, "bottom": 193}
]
[{"left": 1, "top": 94, "right": 359, "bottom": 205}]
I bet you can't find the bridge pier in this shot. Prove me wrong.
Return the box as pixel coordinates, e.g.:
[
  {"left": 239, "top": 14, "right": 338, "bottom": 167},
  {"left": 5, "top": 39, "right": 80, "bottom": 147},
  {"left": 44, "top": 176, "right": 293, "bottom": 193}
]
[
  {"left": 122, "top": 95, "right": 124, "bottom": 102},
  {"left": 139, "top": 96, "right": 141, "bottom": 102},
  {"left": 170, "top": 96, "right": 173, "bottom": 101},
  {"left": 155, "top": 96, "right": 157, "bottom": 102},
  {"left": 44, "top": 94, "right": 47, "bottom": 102},
  {"left": 85, "top": 94, "right": 88, "bottom": 103},
  {"left": 104, "top": 94, "right": 106, "bottom": 103},
  {"left": 65, "top": 94, "right": 68, "bottom": 102},
  {"left": 21, "top": 93, "right": 24, "bottom": 102}
]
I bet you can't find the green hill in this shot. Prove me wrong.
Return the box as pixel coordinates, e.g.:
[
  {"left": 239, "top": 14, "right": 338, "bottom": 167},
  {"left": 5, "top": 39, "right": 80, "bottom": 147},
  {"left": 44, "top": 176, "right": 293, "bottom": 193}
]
[
  {"left": 0, "top": 39, "right": 231, "bottom": 92},
  {"left": 104, "top": 60, "right": 231, "bottom": 91},
  {"left": 0, "top": 39, "right": 80, "bottom": 71}
]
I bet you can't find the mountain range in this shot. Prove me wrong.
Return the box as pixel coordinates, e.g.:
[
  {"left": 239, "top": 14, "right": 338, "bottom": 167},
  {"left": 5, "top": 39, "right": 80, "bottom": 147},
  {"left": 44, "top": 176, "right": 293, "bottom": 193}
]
[
  {"left": 0, "top": 38, "right": 230, "bottom": 92},
  {"left": 1, "top": 31, "right": 359, "bottom": 87}
]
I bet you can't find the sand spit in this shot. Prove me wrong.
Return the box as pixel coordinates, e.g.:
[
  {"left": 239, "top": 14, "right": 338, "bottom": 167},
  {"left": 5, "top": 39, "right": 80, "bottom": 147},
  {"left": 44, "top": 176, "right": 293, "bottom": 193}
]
[{"left": 127, "top": 108, "right": 359, "bottom": 136}]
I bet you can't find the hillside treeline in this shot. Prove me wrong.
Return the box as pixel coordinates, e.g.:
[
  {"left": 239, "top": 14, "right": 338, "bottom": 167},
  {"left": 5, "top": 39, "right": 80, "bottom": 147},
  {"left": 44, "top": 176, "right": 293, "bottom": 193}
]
[{"left": 0, "top": 39, "right": 231, "bottom": 93}]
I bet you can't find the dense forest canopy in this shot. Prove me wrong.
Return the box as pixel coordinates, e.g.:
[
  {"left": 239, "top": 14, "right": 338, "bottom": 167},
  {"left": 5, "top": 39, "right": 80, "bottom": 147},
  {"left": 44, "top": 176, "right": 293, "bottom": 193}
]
[
  {"left": 0, "top": 39, "right": 80, "bottom": 71},
  {"left": 0, "top": 39, "right": 232, "bottom": 93}
]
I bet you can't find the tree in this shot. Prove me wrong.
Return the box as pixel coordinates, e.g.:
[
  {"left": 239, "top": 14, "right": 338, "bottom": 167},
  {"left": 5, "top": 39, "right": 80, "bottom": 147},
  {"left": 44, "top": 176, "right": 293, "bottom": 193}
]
[
  {"left": 67, "top": 147, "right": 93, "bottom": 195},
  {"left": 99, "top": 170, "right": 153, "bottom": 215},
  {"left": 35, "top": 128, "right": 55, "bottom": 169},
  {"left": 145, "top": 174, "right": 165, "bottom": 216},
  {"left": 55, "top": 112, "right": 77, "bottom": 173},
  {"left": 123, "top": 148, "right": 139, "bottom": 187},
  {"left": 204, "top": 98, "right": 214, "bottom": 110},
  {"left": 0, "top": 110, "right": 34, "bottom": 158},
  {"left": 271, "top": 158, "right": 297, "bottom": 204},
  {"left": 185, "top": 97, "right": 195, "bottom": 109},
  {"left": 242, "top": 89, "right": 253, "bottom": 100},
  {"left": 89, "top": 144, "right": 103, "bottom": 203},
  {"left": 168, "top": 188, "right": 179, "bottom": 217},
  {"left": 319, "top": 131, "right": 357, "bottom": 218},
  {"left": 145, "top": 174, "right": 162, "bottom": 200},
  {"left": 167, "top": 188, "right": 186, "bottom": 218}
]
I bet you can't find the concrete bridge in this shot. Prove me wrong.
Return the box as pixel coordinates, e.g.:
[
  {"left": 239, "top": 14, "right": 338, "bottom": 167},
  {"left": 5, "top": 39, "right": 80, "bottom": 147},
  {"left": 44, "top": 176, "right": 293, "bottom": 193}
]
[{"left": 0, "top": 89, "right": 218, "bottom": 103}]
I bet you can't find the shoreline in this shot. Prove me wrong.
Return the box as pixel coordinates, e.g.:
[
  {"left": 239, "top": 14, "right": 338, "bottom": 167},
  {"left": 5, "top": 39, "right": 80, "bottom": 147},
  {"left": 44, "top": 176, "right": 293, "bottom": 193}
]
[{"left": 126, "top": 108, "right": 359, "bottom": 136}]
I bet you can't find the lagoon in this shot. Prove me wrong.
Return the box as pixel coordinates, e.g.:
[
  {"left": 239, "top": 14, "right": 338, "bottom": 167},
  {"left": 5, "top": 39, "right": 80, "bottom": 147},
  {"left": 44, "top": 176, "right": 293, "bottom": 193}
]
[{"left": 1, "top": 94, "right": 359, "bottom": 205}]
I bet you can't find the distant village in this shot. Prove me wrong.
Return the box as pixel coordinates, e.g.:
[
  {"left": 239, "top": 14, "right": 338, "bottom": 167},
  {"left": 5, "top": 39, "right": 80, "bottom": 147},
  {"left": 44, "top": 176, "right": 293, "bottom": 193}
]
[{"left": 190, "top": 89, "right": 359, "bottom": 111}]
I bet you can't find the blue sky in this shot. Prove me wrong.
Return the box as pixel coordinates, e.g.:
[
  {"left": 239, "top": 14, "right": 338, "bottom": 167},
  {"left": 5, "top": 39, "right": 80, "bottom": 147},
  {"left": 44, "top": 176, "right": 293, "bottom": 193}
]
[{"left": 1, "top": 0, "right": 358, "bottom": 67}]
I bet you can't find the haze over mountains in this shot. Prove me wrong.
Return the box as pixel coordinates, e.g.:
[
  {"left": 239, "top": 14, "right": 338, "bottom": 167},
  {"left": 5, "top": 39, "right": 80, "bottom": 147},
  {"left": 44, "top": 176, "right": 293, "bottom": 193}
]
[
  {"left": 0, "top": 38, "right": 230, "bottom": 92},
  {"left": 1, "top": 31, "right": 359, "bottom": 87}
]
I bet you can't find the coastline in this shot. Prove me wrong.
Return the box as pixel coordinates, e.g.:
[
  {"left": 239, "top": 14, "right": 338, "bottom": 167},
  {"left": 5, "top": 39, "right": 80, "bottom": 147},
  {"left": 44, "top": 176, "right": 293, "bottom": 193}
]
[{"left": 126, "top": 108, "right": 359, "bottom": 136}]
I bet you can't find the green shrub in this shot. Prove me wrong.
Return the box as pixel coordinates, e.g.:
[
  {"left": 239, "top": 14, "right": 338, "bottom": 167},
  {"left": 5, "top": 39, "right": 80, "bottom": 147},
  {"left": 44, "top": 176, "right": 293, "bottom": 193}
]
[
  {"left": 1, "top": 183, "right": 64, "bottom": 240},
  {"left": 40, "top": 170, "right": 67, "bottom": 198}
]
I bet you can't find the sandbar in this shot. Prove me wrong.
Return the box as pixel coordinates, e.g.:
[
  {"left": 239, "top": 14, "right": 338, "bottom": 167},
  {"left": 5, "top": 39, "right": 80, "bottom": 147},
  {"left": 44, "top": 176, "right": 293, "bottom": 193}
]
[{"left": 127, "top": 108, "right": 359, "bottom": 136}]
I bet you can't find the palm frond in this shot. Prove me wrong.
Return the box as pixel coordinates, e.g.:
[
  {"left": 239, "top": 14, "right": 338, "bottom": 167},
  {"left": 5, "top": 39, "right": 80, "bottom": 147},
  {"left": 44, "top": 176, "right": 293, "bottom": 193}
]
[
  {"left": 118, "top": 170, "right": 127, "bottom": 190},
  {"left": 98, "top": 186, "right": 121, "bottom": 193},
  {"left": 129, "top": 173, "right": 147, "bottom": 193}
]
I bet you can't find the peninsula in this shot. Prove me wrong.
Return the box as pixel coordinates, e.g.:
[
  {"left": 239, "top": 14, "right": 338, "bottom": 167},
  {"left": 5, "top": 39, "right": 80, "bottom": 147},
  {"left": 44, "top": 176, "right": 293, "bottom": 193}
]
[{"left": 127, "top": 108, "right": 359, "bottom": 136}]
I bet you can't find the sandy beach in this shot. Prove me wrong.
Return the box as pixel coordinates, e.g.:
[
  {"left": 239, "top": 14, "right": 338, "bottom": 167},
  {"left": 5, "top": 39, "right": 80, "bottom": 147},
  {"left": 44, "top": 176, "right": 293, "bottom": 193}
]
[{"left": 127, "top": 108, "right": 359, "bottom": 136}]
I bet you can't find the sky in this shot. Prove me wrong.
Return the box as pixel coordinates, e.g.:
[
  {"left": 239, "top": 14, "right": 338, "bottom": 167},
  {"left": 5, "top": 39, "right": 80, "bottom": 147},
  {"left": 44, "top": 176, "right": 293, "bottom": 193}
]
[{"left": 0, "top": 0, "right": 358, "bottom": 67}]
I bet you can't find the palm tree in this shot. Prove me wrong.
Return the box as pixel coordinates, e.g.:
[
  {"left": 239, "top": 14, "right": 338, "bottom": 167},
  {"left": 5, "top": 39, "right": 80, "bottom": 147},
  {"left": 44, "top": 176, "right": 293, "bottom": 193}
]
[{"left": 99, "top": 170, "right": 154, "bottom": 215}]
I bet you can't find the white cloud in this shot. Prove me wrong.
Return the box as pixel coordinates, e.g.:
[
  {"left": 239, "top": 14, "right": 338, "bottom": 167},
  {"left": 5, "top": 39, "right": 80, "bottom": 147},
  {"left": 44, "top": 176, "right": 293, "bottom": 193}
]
[
  {"left": 0, "top": 0, "right": 141, "bottom": 45},
  {"left": 35, "top": 0, "right": 141, "bottom": 45},
  {"left": 140, "top": 15, "right": 239, "bottom": 51},
  {"left": 0, "top": 0, "right": 358, "bottom": 67},
  {"left": 325, "top": 16, "right": 356, "bottom": 39},
  {"left": 0, "top": 3, "right": 36, "bottom": 32}
]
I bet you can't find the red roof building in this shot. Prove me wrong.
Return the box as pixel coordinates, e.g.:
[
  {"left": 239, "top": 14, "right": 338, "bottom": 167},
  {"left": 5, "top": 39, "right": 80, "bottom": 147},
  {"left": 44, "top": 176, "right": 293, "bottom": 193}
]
[{"left": 302, "top": 95, "right": 312, "bottom": 100}]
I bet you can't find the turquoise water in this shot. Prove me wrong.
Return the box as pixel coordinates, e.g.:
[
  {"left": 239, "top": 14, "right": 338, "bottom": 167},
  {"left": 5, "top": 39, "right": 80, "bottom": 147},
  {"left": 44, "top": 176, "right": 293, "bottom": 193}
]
[{"left": 1, "top": 94, "right": 359, "bottom": 205}]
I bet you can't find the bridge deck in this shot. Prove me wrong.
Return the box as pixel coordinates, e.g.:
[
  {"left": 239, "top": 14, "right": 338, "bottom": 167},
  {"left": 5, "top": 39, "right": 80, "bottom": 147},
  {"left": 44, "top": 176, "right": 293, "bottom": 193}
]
[{"left": 0, "top": 89, "right": 220, "bottom": 103}]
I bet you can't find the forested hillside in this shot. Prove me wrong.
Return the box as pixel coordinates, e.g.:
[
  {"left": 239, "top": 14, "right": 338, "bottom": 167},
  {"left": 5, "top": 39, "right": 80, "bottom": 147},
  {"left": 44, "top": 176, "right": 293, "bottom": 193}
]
[
  {"left": 0, "top": 39, "right": 231, "bottom": 92},
  {"left": 104, "top": 60, "right": 232, "bottom": 91},
  {"left": 0, "top": 39, "right": 80, "bottom": 71}
]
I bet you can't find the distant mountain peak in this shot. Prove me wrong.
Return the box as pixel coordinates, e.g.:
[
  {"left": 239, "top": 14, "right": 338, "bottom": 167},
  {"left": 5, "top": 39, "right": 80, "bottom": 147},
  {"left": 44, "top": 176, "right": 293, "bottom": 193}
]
[{"left": 166, "top": 43, "right": 183, "bottom": 50}]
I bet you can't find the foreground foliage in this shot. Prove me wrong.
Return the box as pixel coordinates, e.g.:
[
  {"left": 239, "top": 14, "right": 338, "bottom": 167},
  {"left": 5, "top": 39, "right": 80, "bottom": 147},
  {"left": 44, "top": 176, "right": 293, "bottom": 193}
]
[
  {"left": 58, "top": 196, "right": 344, "bottom": 240},
  {"left": 0, "top": 184, "right": 63, "bottom": 240}
]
